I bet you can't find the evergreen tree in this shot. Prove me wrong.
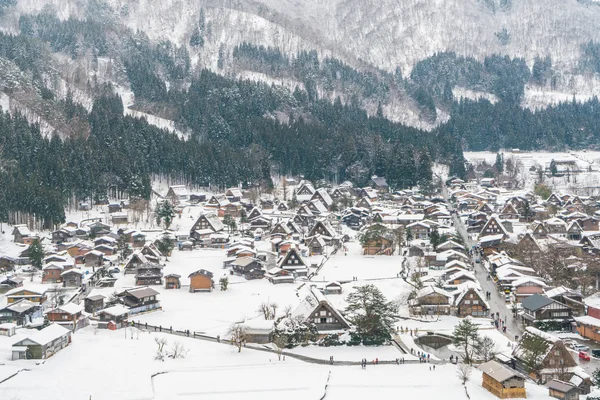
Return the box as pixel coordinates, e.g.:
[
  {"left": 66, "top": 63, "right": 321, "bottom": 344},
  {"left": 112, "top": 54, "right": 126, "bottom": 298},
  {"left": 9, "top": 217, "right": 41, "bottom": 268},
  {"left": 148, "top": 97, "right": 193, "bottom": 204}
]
[
  {"left": 453, "top": 319, "right": 480, "bottom": 364},
  {"left": 430, "top": 227, "right": 441, "bottom": 250},
  {"left": 156, "top": 234, "right": 175, "bottom": 260},
  {"left": 155, "top": 201, "right": 175, "bottom": 229},
  {"left": 494, "top": 153, "right": 504, "bottom": 174},
  {"left": 550, "top": 159, "right": 558, "bottom": 176},
  {"left": 344, "top": 284, "right": 399, "bottom": 345},
  {"left": 28, "top": 239, "right": 44, "bottom": 270}
]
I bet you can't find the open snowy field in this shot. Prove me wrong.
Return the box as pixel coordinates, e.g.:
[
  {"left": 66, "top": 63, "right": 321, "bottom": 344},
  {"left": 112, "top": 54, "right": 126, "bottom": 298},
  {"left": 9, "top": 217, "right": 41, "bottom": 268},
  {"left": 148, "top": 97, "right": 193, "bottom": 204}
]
[{"left": 0, "top": 327, "right": 555, "bottom": 400}]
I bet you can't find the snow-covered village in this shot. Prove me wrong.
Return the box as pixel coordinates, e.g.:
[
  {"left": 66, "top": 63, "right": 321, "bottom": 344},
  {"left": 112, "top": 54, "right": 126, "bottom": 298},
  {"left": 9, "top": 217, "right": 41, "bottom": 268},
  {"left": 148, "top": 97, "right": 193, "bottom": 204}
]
[{"left": 1, "top": 151, "right": 600, "bottom": 399}]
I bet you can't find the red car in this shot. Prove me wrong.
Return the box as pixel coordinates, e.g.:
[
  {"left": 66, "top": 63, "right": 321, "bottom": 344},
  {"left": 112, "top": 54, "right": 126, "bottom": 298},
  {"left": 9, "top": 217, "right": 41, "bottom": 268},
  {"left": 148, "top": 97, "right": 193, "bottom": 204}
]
[{"left": 579, "top": 351, "right": 591, "bottom": 361}]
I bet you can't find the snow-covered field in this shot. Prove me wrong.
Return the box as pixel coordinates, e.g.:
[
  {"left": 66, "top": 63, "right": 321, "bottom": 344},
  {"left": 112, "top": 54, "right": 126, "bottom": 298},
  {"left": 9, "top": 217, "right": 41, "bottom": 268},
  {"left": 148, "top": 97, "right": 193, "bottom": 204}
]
[{"left": 0, "top": 327, "right": 554, "bottom": 400}]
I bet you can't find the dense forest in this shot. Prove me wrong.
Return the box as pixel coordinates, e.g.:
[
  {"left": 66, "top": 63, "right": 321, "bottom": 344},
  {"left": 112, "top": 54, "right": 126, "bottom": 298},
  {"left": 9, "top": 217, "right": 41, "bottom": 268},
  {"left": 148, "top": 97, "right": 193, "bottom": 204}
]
[{"left": 3, "top": 9, "right": 600, "bottom": 228}]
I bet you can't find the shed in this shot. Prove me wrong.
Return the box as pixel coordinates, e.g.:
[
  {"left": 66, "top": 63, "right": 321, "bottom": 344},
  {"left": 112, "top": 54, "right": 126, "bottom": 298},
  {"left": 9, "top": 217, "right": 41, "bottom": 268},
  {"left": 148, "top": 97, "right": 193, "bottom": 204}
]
[
  {"left": 478, "top": 360, "right": 527, "bottom": 399},
  {"left": 0, "top": 322, "right": 16, "bottom": 336},
  {"left": 165, "top": 274, "right": 181, "bottom": 289},
  {"left": 11, "top": 323, "right": 71, "bottom": 360},
  {"left": 548, "top": 379, "right": 578, "bottom": 400}
]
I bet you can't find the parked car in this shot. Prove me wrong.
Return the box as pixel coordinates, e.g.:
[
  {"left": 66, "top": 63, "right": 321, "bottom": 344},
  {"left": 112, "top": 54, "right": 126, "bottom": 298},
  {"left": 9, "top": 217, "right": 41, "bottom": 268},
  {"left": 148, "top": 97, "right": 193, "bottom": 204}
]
[
  {"left": 110, "top": 267, "right": 120, "bottom": 274},
  {"left": 504, "top": 294, "right": 512, "bottom": 303},
  {"left": 579, "top": 351, "right": 591, "bottom": 361},
  {"left": 592, "top": 349, "right": 600, "bottom": 358},
  {"left": 572, "top": 344, "right": 590, "bottom": 352}
]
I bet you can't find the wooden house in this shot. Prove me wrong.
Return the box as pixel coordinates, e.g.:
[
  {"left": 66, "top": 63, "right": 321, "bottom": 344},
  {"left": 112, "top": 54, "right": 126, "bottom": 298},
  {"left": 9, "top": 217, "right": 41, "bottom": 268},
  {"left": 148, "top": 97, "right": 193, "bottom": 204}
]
[
  {"left": 135, "top": 263, "right": 163, "bottom": 286},
  {"left": 479, "top": 215, "right": 509, "bottom": 240},
  {"left": 308, "top": 220, "right": 337, "bottom": 241},
  {"left": 45, "top": 303, "right": 87, "bottom": 331},
  {"left": 520, "top": 294, "right": 572, "bottom": 328},
  {"left": 0, "top": 322, "right": 16, "bottom": 336},
  {"left": 270, "top": 221, "right": 292, "bottom": 239},
  {"left": 499, "top": 203, "right": 520, "bottom": 220},
  {"left": 97, "top": 305, "right": 129, "bottom": 329},
  {"left": 311, "top": 188, "right": 333, "bottom": 209},
  {"left": 117, "top": 287, "right": 161, "bottom": 315},
  {"left": 11, "top": 323, "right": 71, "bottom": 360},
  {"left": 88, "top": 221, "right": 111, "bottom": 236},
  {"left": 478, "top": 360, "right": 527, "bottom": 399},
  {"left": 547, "top": 380, "right": 579, "bottom": 400},
  {"left": 166, "top": 185, "right": 189, "bottom": 202},
  {"left": 84, "top": 250, "right": 104, "bottom": 267},
  {"left": 61, "top": 268, "right": 83, "bottom": 287},
  {"left": 165, "top": 274, "right": 181, "bottom": 289},
  {"left": 0, "top": 276, "right": 24, "bottom": 291},
  {"left": 323, "top": 281, "right": 342, "bottom": 295},
  {"left": 84, "top": 294, "right": 105, "bottom": 314},
  {"left": 190, "top": 213, "right": 224, "bottom": 240},
  {"left": 12, "top": 225, "right": 31, "bottom": 244},
  {"left": 225, "top": 187, "right": 243, "bottom": 202},
  {"left": 124, "top": 252, "right": 150, "bottom": 274},
  {"left": 108, "top": 203, "right": 122, "bottom": 213},
  {"left": 407, "top": 221, "right": 432, "bottom": 240},
  {"left": 230, "top": 257, "right": 265, "bottom": 280},
  {"left": 249, "top": 216, "right": 272, "bottom": 231},
  {"left": 409, "top": 286, "right": 452, "bottom": 315},
  {"left": 0, "top": 255, "right": 16, "bottom": 272},
  {"left": 265, "top": 267, "right": 295, "bottom": 284},
  {"left": 6, "top": 288, "right": 47, "bottom": 304},
  {"left": 513, "top": 327, "right": 577, "bottom": 384},
  {"left": 291, "top": 287, "right": 351, "bottom": 332},
  {"left": 566, "top": 221, "right": 583, "bottom": 241},
  {"left": 277, "top": 247, "right": 309, "bottom": 276},
  {"left": 206, "top": 194, "right": 230, "bottom": 209},
  {"left": 188, "top": 269, "right": 214, "bottom": 292},
  {"left": 512, "top": 278, "right": 548, "bottom": 303},
  {"left": 295, "top": 182, "right": 316, "bottom": 202},
  {"left": 455, "top": 286, "right": 489, "bottom": 317},
  {"left": 0, "top": 299, "right": 42, "bottom": 325},
  {"left": 42, "top": 263, "right": 64, "bottom": 283},
  {"left": 306, "top": 235, "right": 326, "bottom": 256}
]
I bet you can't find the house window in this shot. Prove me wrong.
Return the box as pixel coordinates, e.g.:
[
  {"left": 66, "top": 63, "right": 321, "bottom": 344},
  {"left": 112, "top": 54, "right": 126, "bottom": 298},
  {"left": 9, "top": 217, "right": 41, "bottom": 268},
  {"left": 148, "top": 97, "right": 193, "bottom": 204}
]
[
  {"left": 62, "top": 315, "right": 69, "bottom": 320},
  {"left": 320, "top": 311, "right": 327, "bottom": 316},
  {"left": 320, "top": 318, "right": 327, "bottom": 324},
  {"left": 473, "top": 300, "right": 478, "bottom": 305},
  {"left": 464, "top": 300, "right": 470, "bottom": 305}
]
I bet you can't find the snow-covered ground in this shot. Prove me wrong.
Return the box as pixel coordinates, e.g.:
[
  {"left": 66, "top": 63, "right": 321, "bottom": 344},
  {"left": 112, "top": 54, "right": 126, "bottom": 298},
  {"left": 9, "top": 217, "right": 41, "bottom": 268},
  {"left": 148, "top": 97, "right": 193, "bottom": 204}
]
[
  {"left": 0, "top": 327, "right": 555, "bottom": 400},
  {"left": 465, "top": 150, "right": 600, "bottom": 195}
]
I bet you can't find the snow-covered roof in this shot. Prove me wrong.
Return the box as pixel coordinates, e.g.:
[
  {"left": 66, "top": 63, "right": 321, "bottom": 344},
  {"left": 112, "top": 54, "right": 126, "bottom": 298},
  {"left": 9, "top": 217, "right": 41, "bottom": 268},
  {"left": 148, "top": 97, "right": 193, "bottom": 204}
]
[
  {"left": 574, "top": 315, "right": 600, "bottom": 328},
  {"left": 49, "top": 302, "right": 83, "bottom": 315},
  {"left": 100, "top": 305, "right": 130, "bottom": 317},
  {"left": 511, "top": 277, "right": 547, "bottom": 288},
  {"left": 478, "top": 360, "right": 526, "bottom": 383},
  {"left": 16, "top": 323, "right": 70, "bottom": 347}
]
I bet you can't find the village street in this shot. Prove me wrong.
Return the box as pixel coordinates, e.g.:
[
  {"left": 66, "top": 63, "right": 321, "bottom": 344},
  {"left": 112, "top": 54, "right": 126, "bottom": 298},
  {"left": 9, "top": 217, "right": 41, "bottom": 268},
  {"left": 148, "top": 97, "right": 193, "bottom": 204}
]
[{"left": 441, "top": 183, "right": 524, "bottom": 341}]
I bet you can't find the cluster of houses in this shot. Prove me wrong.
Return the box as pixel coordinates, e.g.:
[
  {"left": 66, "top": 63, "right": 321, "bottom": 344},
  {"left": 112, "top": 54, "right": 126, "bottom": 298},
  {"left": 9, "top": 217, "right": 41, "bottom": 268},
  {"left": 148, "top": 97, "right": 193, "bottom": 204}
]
[{"left": 444, "top": 176, "right": 600, "bottom": 334}]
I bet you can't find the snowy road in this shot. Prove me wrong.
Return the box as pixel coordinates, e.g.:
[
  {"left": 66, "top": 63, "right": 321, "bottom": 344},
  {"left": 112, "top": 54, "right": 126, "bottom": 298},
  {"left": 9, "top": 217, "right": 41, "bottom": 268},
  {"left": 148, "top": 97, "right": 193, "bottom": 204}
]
[{"left": 441, "top": 184, "right": 524, "bottom": 341}]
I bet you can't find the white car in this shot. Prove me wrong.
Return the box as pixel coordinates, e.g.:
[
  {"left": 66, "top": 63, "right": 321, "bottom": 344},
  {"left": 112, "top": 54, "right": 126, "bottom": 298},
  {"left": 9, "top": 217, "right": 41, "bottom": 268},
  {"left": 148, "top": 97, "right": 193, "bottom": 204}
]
[{"left": 572, "top": 344, "right": 590, "bottom": 352}]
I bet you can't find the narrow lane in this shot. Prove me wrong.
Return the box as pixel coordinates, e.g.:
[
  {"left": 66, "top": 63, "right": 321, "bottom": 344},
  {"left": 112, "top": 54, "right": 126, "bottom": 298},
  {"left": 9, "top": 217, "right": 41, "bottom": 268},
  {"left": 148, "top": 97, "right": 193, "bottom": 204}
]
[{"left": 441, "top": 183, "right": 523, "bottom": 340}]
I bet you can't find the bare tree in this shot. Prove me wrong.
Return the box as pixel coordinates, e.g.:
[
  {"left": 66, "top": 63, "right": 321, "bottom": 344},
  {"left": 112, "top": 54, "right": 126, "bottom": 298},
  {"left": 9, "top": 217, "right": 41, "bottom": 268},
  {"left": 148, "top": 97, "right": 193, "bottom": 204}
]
[
  {"left": 457, "top": 363, "right": 473, "bottom": 384},
  {"left": 271, "top": 334, "right": 288, "bottom": 361},
  {"left": 258, "top": 302, "right": 278, "bottom": 320},
  {"left": 476, "top": 336, "right": 498, "bottom": 362},
  {"left": 168, "top": 341, "right": 188, "bottom": 359},
  {"left": 283, "top": 305, "right": 293, "bottom": 318},
  {"left": 228, "top": 323, "right": 248, "bottom": 353},
  {"left": 155, "top": 336, "right": 168, "bottom": 361}
]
